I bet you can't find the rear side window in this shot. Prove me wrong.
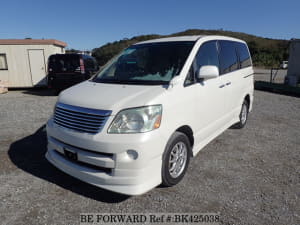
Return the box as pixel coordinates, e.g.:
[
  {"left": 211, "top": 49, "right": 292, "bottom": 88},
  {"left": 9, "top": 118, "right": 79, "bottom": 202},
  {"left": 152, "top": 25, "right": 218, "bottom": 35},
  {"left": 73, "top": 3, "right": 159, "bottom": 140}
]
[
  {"left": 48, "top": 55, "right": 80, "bottom": 73},
  {"left": 218, "top": 41, "right": 238, "bottom": 74},
  {"left": 236, "top": 42, "right": 252, "bottom": 68}
]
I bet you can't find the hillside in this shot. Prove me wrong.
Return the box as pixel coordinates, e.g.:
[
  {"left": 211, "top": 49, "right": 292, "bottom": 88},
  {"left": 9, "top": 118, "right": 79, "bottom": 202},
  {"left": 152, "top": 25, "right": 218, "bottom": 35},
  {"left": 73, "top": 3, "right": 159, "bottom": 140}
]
[{"left": 92, "top": 29, "right": 289, "bottom": 68}]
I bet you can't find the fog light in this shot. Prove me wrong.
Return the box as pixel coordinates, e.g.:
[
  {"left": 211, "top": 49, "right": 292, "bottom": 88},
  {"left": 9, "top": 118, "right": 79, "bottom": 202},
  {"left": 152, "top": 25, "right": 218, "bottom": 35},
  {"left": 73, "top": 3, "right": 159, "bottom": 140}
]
[{"left": 127, "top": 150, "right": 138, "bottom": 160}]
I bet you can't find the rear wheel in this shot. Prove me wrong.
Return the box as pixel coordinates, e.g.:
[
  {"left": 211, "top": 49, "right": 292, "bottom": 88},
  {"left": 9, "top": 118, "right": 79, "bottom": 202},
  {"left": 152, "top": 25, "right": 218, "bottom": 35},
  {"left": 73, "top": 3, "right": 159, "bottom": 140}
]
[
  {"left": 233, "top": 100, "right": 249, "bottom": 129},
  {"left": 161, "top": 132, "right": 191, "bottom": 186}
]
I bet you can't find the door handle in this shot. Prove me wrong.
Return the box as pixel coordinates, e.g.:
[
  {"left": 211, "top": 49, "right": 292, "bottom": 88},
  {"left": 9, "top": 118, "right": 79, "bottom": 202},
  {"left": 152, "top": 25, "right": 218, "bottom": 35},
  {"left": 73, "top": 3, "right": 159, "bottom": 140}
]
[
  {"left": 226, "top": 82, "right": 231, "bottom": 86},
  {"left": 219, "top": 84, "right": 225, "bottom": 88}
]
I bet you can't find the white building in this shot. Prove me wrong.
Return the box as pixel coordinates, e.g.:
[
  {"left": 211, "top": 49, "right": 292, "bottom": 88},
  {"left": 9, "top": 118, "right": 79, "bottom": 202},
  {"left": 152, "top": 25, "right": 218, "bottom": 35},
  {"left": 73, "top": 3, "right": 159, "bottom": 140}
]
[
  {"left": 285, "top": 39, "right": 300, "bottom": 86},
  {"left": 0, "top": 39, "right": 67, "bottom": 87}
]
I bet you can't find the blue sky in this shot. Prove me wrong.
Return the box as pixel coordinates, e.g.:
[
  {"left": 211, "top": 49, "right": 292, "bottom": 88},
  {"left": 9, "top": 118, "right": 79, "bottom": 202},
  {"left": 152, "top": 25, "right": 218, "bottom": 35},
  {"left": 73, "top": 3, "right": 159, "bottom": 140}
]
[{"left": 1, "top": 0, "right": 299, "bottom": 50}]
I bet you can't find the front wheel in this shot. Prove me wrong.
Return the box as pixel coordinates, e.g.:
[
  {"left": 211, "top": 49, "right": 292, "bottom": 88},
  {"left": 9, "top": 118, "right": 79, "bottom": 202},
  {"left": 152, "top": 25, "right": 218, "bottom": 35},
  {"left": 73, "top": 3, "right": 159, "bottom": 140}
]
[
  {"left": 161, "top": 132, "right": 191, "bottom": 187},
  {"left": 232, "top": 100, "right": 249, "bottom": 129}
]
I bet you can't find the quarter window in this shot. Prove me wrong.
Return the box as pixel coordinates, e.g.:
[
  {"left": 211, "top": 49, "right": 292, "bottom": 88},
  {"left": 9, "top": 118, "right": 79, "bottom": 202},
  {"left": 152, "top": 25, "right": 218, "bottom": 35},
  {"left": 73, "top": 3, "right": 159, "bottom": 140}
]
[
  {"left": 0, "top": 54, "right": 8, "bottom": 70},
  {"left": 219, "top": 41, "right": 238, "bottom": 74},
  {"left": 184, "top": 66, "right": 195, "bottom": 86},
  {"left": 236, "top": 42, "right": 252, "bottom": 68}
]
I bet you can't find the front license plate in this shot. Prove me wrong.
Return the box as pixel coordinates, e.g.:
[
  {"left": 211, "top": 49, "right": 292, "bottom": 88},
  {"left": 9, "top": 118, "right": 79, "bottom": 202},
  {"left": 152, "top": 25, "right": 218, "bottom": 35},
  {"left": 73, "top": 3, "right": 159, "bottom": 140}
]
[{"left": 64, "top": 147, "right": 78, "bottom": 161}]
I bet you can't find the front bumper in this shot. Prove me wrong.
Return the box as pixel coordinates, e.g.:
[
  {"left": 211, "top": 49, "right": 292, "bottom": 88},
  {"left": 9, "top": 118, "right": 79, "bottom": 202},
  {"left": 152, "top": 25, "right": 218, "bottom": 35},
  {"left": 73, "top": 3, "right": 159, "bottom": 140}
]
[{"left": 46, "top": 118, "right": 167, "bottom": 195}]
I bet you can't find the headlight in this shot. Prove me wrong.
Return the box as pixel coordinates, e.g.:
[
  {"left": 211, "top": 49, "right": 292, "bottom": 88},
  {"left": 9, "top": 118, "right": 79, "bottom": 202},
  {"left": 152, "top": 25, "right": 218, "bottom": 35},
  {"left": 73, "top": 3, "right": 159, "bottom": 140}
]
[{"left": 108, "top": 105, "right": 162, "bottom": 133}]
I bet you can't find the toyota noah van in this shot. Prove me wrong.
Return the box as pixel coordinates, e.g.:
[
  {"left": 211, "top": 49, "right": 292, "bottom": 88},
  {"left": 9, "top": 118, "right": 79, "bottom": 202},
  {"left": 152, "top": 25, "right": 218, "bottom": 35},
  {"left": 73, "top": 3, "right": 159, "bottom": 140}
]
[{"left": 46, "top": 35, "right": 254, "bottom": 195}]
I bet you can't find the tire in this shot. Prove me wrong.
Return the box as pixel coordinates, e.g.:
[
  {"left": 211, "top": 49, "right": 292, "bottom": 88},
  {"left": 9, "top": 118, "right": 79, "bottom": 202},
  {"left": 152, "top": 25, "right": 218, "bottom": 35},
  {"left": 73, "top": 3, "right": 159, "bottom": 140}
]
[
  {"left": 232, "top": 100, "right": 249, "bottom": 129},
  {"left": 161, "top": 131, "right": 191, "bottom": 187},
  {"left": 54, "top": 89, "right": 61, "bottom": 96}
]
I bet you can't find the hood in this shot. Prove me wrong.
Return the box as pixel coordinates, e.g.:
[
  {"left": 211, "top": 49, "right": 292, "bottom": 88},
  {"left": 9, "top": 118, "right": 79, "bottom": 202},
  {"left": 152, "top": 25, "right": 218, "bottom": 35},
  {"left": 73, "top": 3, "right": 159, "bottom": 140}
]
[{"left": 58, "top": 81, "right": 166, "bottom": 114}]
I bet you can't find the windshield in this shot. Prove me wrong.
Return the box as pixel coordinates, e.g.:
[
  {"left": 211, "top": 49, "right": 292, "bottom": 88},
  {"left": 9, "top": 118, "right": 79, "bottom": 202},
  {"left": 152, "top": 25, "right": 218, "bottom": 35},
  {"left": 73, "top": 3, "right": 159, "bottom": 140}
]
[{"left": 93, "top": 41, "right": 195, "bottom": 85}]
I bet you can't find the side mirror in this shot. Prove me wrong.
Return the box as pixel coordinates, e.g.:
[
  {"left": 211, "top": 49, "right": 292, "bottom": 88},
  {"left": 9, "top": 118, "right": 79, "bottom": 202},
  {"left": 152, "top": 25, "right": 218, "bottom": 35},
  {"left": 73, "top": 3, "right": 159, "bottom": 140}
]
[{"left": 196, "top": 65, "right": 219, "bottom": 80}]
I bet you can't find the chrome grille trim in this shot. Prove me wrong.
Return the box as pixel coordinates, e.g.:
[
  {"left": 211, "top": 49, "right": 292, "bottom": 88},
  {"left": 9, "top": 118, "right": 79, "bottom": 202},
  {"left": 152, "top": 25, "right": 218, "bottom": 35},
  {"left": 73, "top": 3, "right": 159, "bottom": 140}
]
[
  {"left": 54, "top": 102, "right": 112, "bottom": 134},
  {"left": 54, "top": 113, "right": 102, "bottom": 127},
  {"left": 55, "top": 110, "right": 104, "bottom": 123},
  {"left": 56, "top": 107, "right": 106, "bottom": 120},
  {"left": 54, "top": 117, "right": 100, "bottom": 129}
]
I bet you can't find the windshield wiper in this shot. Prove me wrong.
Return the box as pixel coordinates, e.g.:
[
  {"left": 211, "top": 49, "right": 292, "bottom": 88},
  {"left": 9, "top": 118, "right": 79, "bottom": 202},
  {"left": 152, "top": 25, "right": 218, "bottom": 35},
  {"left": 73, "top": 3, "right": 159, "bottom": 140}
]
[{"left": 93, "top": 79, "right": 168, "bottom": 85}]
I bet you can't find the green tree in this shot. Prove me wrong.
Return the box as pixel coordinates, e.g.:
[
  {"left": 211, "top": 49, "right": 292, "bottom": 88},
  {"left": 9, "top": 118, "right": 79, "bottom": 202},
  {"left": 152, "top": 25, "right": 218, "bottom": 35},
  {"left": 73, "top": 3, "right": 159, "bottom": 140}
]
[{"left": 92, "top": 29, "right": 289, "bottom": 68}]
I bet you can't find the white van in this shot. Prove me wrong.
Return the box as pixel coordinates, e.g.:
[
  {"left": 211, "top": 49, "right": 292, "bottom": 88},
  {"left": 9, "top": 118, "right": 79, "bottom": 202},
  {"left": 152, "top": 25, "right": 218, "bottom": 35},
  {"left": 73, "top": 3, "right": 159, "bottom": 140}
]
[{"left": 46, "top": 35, "right": 253, "bottom": 195}]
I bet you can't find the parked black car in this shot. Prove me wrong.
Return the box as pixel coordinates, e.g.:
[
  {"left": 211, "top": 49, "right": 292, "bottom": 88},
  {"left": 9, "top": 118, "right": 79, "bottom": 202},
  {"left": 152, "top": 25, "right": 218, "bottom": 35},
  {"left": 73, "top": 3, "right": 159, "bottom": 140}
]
[{"left": 47, "top": 54, "right": 98, "bottom": 93}]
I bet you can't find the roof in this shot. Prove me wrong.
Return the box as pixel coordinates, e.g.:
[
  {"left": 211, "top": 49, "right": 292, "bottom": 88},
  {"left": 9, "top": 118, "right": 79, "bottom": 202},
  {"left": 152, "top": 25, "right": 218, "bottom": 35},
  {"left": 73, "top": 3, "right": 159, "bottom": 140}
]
[
  {"left": 0, "top": 39, "right": 67, "bottom": 47},
  {"left": 136, "top": 36, "right": 203, "bottom": 44},
  {"left": 135, "top": 35, "right": 245, "bottom": 45}
]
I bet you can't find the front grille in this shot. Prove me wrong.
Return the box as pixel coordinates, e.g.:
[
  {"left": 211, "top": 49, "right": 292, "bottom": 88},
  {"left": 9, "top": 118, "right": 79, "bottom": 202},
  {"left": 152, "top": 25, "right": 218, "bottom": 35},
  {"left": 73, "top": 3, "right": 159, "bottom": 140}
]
[{"left": 54, "top": 102, "right": 112, "bottom": 134}]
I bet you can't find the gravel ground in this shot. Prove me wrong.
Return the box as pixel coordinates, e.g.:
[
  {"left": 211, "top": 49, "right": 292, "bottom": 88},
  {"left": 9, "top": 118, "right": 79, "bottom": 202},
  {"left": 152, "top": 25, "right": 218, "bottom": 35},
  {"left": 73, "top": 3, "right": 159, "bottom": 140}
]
[{"left": 0, "top": 87, "right": 299, "bottom": 225}]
